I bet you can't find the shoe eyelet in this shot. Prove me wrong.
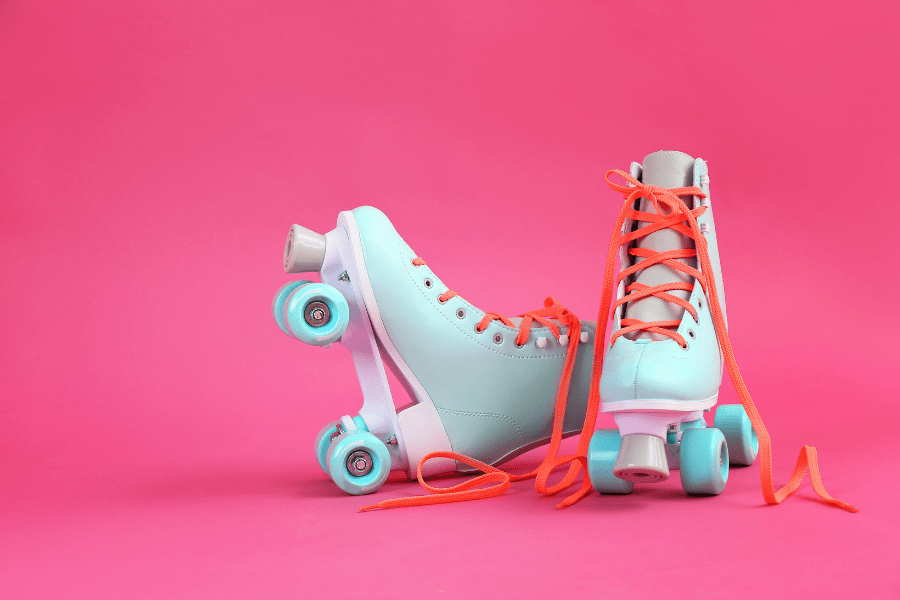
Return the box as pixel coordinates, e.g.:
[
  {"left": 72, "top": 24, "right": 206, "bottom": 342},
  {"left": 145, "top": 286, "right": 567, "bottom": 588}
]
[
  {"left": 493, "top": 333, "right": 503, "bottom": 345},
  {"left": 697, "top": 297, "right": 703, "bottom": 310},
  {"left": 411, "top": 259, "right": 420, "bottom": 267},
  {"left": 474, "top": 326, "right": 485, "bottom": 334},
  {"left": 515, "top": 341, "right": 525, "bottom": 348},
  {"left": 681, "top": 341, "right": 690, "bottom": 351},
  {"left": 456, "top": 308, "right": 466, "bottom": 319},
  {"left": 687, "top": 329, "right": 696, "bottom": 340},
  {"left": 438, "top": 295, "right": 447, "bottom": 304},
  {"left": 424, "top": 278, "right": 433, "bottom": 289}
]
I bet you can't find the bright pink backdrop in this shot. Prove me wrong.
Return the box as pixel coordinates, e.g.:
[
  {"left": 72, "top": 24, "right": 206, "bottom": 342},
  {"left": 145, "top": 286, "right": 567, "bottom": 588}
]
[{"left": 1, "top": 1, "right": 898, "bottom": 598}]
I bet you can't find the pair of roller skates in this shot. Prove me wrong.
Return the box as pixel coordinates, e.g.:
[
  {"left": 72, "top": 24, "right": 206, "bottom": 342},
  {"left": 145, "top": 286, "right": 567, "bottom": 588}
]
[{"left": 272, "top": 150, "right": 854, "bottom": 512}]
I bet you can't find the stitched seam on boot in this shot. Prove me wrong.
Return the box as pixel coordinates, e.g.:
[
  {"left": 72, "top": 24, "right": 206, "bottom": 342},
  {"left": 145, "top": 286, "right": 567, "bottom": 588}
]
[
  {"left": 632, "top": 343, "right": 647, "bottom": 400},
  {"left": 435, "top": 406, "right": 526, "bottom": 443}
]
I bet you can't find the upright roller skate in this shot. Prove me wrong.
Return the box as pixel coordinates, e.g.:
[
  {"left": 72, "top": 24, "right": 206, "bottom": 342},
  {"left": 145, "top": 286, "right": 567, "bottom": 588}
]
[
  {"left": 272, "top": 207, "right": 596, "bottom": 498},
  {"left": 585, "top": 151, "right": 753, "bottom": 496},
  {"left": 584, "top": 151, "right": 855, "bottom": 512}
]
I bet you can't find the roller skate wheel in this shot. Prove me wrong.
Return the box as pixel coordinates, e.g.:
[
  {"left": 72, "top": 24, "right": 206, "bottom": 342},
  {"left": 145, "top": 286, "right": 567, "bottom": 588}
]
[
  {"left": 325, "top": 430, "right": 390, "bottom": 495},
  {"left": 272, "top": 280, "right": 312, "bottom": 336},
  {"left": 314, "top": 416, "right": 369, "bottom": 473},
  {"left": 587, "top": 429, "right": 635, "bottom": 495},
  {"left": 713, "top": 404, "right": 759, "bottom": 466},
  {"left": 314, "top": 420, "right": 342, "bottom": 473},
  {"left": 284, "top": 282, "right": 349, "bottom": 346},
  {"left": 679, "top": 427, "right": 729, "bottom": 496}
]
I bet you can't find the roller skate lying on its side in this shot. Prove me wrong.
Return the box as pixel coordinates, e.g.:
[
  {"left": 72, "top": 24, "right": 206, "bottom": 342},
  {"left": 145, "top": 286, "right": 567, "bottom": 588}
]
[{"left": 272, "top": 206, "right": 596, "bottom": 499}]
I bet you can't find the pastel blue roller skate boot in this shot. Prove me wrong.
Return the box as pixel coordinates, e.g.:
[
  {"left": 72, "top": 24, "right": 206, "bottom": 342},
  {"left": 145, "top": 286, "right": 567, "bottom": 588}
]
[
  {"left": 586, "top": 151, "right": 758, "bottom": 497},
  {"left": 584, "top": 151, "right": 855, "bottom": 512},
  {"left": 273, "top": 207, "right": 596, "bottom": 498}
]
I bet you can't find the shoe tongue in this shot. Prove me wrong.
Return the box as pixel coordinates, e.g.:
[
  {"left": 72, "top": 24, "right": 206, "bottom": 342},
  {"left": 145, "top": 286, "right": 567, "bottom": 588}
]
[
  {"left": 625, "top": 151, "right": 696, "bottom": 341},
  {"left": 641, "top": 150, "right": 694, "bottom": 189}
]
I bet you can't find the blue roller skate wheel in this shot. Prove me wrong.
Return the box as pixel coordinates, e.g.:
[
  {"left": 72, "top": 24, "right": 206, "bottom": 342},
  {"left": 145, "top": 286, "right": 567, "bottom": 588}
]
[
  {"left": 680, "top": 427, "right": 729, "bottom": 496},
  {"left": 284, "top": 282, "right": 349, "bottom": 346},
  {"left": 272, "top": 280, "right": 312, "bottom": 336},
  {"left": 326, "top": 430, "right": 391, "bottom": 495},
  {"left": 587, "top": 429, "right": 634, "bottom": 495},
  {"left": 314, "top": 416, "right": 369, "bottom": 473},
  {"left": 314, "top": 420, "right": 341, "bottom": 473},
  {"left": 714, "top": 404, "right": 759, "bottom": 467}
]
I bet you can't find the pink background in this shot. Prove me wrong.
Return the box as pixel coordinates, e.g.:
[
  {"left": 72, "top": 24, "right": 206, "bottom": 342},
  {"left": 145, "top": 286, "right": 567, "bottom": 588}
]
[{"left": 1, "top": 1, "right": 898, "bottom": 597}]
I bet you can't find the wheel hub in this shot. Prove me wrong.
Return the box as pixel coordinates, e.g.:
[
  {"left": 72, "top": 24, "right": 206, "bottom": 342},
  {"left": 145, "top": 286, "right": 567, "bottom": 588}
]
[
  {"left": 304, "top": 301, "right": 330, "bottom": 327},
  {"left": 346, "top": 450, "right": 373, "bottom": 476}
]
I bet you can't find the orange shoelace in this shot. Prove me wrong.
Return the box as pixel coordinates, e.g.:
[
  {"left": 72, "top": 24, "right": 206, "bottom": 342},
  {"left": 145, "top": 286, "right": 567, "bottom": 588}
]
[
  {"left": 590, "top": 169, "right": 856, "bottom": 512},
  {"left": 360, "top": 260, "right": 598, "bottom": 511}
]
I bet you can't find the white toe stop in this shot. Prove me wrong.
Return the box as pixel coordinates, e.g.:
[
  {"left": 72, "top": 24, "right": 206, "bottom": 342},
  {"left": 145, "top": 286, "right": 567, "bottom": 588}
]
[
  {"left": 558, "top": 334, "right": 568, "bottom": 346},
  {"left": 536, "top": 337, "right": 548, "bottom": 348},
  {"left": 284, "top": 224, "right": 327, "bottom": 273},
  {"left": 580, "top": 332, "right": 590, "bottom": 343}
]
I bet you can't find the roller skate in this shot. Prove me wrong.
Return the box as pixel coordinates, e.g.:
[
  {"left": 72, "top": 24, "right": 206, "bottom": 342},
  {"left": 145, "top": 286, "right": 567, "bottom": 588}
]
[
  {"left": 584, "top": 151, "right": 752, "bottom": 495},
  {"left": 272, "top": 207, "right": 597, "bottom": 500},
  {"left": 584, "top": 151, "right": 855, "bottom": 511}
]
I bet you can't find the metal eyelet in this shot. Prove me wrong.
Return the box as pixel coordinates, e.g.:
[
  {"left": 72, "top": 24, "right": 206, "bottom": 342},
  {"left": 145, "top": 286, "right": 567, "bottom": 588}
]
[
  {"left": 456, "top": 308, "right": 466, "bottom": 319},
  {"left": 438, "top": 295, "right": 447, "bottom": 304},
  {"left": 515, "top": 341, "right": 525, "bottom": 348},
  {"left": 411, "top": 259, "right": 420, "bottom": 267},
  {"left": 493, "top": 333, "right": 503, "bottom": 345},
  {"left": 424, "top": 278, "right": 433, "bottom": 289},
  {"left": 687, "top": 329, "right": 696, "bottom": 340},
  {"left": 474, "top": 326, "right": 485, "bottom": 334},
  {"left": 697, "top": 297, "right": 703, "bottom": 310},
  {"left": 681, "top": 341, "right": 690, "bottom": 351}
]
